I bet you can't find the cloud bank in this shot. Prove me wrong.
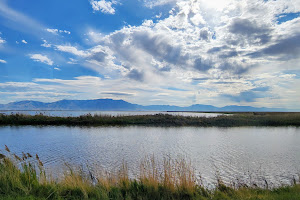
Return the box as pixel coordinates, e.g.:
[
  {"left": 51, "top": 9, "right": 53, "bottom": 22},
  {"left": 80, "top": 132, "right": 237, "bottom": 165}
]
[{"left": 0, "top": 0, "right": 299, "bottom": 109}]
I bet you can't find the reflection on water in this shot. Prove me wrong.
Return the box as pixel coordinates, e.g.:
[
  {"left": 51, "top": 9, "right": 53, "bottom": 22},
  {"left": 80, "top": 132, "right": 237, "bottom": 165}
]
[
  {"left": 0, "top": 126, "right": 299, "bottom": 186},
  {"left": 0, "top": 110, "right": 227, "bottom": 117}
]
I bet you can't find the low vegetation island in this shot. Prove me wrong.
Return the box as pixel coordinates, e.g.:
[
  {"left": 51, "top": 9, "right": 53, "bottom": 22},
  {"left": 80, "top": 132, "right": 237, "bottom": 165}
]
[{"left": 0, "top": 112, "right": 300, "bottom": 127}]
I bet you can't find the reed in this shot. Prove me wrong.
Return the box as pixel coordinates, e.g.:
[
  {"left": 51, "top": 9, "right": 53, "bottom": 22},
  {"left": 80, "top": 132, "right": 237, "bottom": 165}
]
[
  {"left": 1, "top": 147, "right": 300, "bottom": 199},
  {"left": 0, "top": 112, "right": 300, "bottom": 127}
]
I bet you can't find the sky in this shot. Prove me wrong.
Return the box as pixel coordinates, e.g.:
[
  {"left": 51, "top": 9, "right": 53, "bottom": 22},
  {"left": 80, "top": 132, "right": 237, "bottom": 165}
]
[{"left": 0, "top": 0, "right": 300, "bottom": 109}]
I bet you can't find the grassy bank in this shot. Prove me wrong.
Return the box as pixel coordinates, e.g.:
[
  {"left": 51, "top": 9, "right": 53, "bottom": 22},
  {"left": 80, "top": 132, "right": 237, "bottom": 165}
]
[
  {"left": 0, "top": 112, "right": 300, "bottom": 127},
  {"left": 1, "top": 147, "right": 300, "bottom": 200}
]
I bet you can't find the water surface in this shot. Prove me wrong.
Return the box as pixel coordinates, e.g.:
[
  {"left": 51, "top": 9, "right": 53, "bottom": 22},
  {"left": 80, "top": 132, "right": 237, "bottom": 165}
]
[{"left": 0, "top": 126, "right": 299, "bottom": 187}]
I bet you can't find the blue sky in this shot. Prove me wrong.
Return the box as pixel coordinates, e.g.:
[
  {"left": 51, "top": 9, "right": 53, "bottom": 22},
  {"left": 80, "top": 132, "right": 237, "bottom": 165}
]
[{"left": 0, "top": 0, "right": 300, "bottom": 110}]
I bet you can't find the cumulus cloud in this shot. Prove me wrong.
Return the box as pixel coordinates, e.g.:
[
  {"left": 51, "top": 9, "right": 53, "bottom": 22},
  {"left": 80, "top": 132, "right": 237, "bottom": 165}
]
[
  {"left": 7, "top": 0, "right": 298, "bottom": 108},
  {"left": 143, "top": 0, "right": 177, "bottom": 8},
  {"left": 41, "top": 40, "right": 51, "bottom": 48},
  {"left": 71, "top": 0, "right": 300, "bottom": 94},
  {"left": 55, "top": 45, "right": 89, "bottom": 57},
  {"left": 67, "top": 58, "right": 78, "bottom": 64},
  {"left": 193, "top": 58, "right": 213, "bottom": 72},
  {"left": 199, "top": 28, "right": 210, "bottom": 41},
  {"left": 46, "top": 28, "right": 58, "bottom": 34},
  {"left": 263, "top": 34, "right": 300, "bottom": 58},
  {"left": 29, "top": 54, "right": 53, "bottom": 66},
  {"left": 127, "top": 69, "right": 144, "bottom": 82},
  {"left": 89, "top": 2, "right": 297, "bottom": 64},
  {"left": 0, "top": 33, "right": 5, "bottom": 45},
  {"left": 0, "top": 59, "right": 7, "bottom": 63},
  {"left": 46, "top": 28, "right": 71, "bottom": 35},
  {"left": 0, "top": 37, "right": 5, "bottom": 44},
  {"left": 132, "top": 30, "right": 189, "bottom": 66},
  {"left": 21, "top": 39, "right": 28, "bottom": 44},
  {"left": 227, "top": 18, "right": 272, "bottom": 46},
  {"left": 90, "top": 0, "right": 117, "bottom": 14},
  {"left": 229, "top": 18, "right": 269, "bottom": 36},
  {"left": 249, "top": 33, "right": 300, "bottom": 60}
]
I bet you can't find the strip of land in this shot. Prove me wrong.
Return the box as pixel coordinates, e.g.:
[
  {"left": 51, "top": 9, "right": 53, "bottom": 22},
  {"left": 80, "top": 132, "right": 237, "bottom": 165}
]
[{"left": 0, "top": 112, "right": 300, "bottom": 127}]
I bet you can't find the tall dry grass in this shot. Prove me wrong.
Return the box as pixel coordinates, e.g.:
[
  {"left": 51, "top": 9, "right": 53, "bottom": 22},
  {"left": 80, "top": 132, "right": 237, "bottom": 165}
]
[
  {"left": 139, "top": 155, "right": 196, "bottom": 192},
  {"left": 1, "top": 146, "right": 300, "bottom": 199}
]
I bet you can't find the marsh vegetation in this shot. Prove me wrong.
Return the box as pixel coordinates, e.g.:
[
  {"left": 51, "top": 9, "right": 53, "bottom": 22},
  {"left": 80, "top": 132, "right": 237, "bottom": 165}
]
[
  {"left": 1, "top": 147, "right": 300, "bottom": 200},
  {"left": 0, "top": 112, "right": 300, "bottom": 127}
]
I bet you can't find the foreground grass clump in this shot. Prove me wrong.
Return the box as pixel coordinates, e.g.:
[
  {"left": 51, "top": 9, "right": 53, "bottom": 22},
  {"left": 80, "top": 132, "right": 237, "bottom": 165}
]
[
  {"left": 0, "top": 112, "right": 300, "bottom": 127},
  {"left": 1, "top": 147, "right": 300, "bottom": 200}
]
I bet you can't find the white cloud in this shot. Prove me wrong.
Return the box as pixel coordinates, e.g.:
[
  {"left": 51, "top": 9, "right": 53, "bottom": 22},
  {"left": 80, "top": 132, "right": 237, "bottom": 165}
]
[
  {"left": 41, "top": 40, "right": 51, "bottom": 48},
  {"left": 55, "top": 45, "right": 89, "bottom": 57},
  {"left": 60, "top": 30, "right": 71, "bottom": 34},
  {"left": 75, "top": 0, "right": 300, "bottom": 108},
  {"left": 3, "top": 0, "right": 299, "bottom": 108},
  {"left": 155, "top": 12, "right": 162, "bottom": 19},
  {"left": 34, "top": 76, "right": 103, "bottom": 88},
  {"left": 29, "top": 54, "right": 54, "bottom": 66},
  {"left": 0, "top": 37, "right": 5, "bottom": 44},
  {"left": 21, "top": 39, "right": 28, "bottom": 44},
  {"left": 46, "top": 28, "right": 58, "bottom": 34},
  {"left": 0, "top": 59, "right": 7, "bottom": 63},
  {"left": 142, "top": 20, "right": 154, "bottom": 27},
  {"left": 143, "top": 0, "right": 177, "bottom": 8},
  {"left": 67, "top": 58, "right": 78, "bottom": 64},
  {"left": 87, "top": 31, "right": 104, "bottom": 43},
  {"left": 46, "top": 28, "right": 71, "bottom": 35},
  {"left": 90, "top": 0, "right": 117, "bottom": 14}
]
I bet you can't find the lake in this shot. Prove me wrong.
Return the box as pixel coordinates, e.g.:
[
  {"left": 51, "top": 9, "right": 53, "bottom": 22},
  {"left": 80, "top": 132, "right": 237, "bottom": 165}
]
[
  {"left": 0, "top": 126, "right": 299, "bottom": 187},
  {"left": 0, "top": 110, "right": 227, "bottom": 117}
]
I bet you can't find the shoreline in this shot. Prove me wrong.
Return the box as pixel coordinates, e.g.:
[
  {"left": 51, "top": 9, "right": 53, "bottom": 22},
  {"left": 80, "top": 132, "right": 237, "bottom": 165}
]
[
  {"left": 0, "top": 112, "right": 300, "bottom": 127},
  {"left": 1, "top": 148, "right": 300, "bottom": 200}
]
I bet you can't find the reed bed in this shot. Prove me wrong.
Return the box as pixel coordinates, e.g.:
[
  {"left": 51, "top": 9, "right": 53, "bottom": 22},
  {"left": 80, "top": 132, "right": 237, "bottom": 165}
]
[
  {"left": 1, "top": 146, "right": 300, "bottom": 200},
  {"left": 0, "top": 112, "right": 300, "bottom": 127}
]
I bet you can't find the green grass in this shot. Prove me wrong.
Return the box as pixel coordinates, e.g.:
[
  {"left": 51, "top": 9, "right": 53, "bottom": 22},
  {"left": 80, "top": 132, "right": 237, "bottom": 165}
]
[
  {"left": 0, "top": 112, "right": 300, "bottom": 127},
  {"left": 1, "top": 148, "right": 300, "bottom": 200}
]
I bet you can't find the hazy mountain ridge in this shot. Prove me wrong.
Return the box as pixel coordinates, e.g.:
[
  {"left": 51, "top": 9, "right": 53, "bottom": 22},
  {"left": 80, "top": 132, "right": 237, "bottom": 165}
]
[{"left": 0, "top": 99, "right": 289, "bottom": 112}]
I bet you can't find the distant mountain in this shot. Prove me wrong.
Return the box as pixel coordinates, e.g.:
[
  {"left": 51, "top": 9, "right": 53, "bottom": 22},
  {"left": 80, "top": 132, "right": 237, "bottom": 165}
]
[
  {"left": 0, "top": 99, "right": 139, "bottom": 111},
  {"left": 143, "top": 104, "right": 219, "bottom": 111},
  {"left": 49, "top": 99, "right": 139, "bottom": 111},
  {"left": 0, "top": 101, "right": 48, "bottom": 110},
  {"left": 220, "top": 105, "right": 283, "bottom": 112},
  {"left": 0, "top": 99, "right": 290, "bottom": 112}
]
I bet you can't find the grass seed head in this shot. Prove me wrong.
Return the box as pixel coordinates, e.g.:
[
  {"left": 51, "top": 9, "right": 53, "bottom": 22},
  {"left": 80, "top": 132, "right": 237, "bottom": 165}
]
[
  {"left": 13, "top": 154, "right": 22, "bottom": 161},
  {"left": 5, "top": 145, "right": 10, "bottom": 152}
]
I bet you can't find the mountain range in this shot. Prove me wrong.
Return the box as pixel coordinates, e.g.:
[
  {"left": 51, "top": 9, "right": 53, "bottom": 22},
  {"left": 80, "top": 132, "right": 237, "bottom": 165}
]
[{"left": 0, "top": 99, "right": 291, "bottom": 112}]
